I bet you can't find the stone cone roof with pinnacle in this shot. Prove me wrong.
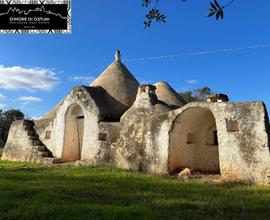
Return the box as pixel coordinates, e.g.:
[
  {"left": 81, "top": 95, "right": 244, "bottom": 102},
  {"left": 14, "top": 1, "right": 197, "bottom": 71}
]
[{"left": 90, "top": 51, "right": 139, "bottom": 119}]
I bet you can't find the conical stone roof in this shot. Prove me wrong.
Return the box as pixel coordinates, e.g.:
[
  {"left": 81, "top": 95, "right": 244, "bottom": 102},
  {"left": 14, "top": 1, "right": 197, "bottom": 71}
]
[
  {"left": 90, "top": 51, "right": 139, "bottom": 119},
  {"left": 154, "top": 81, "right": 186, "bottom": 108}
]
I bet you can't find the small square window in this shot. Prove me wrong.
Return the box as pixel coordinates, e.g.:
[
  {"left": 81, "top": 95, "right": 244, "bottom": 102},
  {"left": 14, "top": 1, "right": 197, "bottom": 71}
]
[
  {"left": 226, "top": 119, "right": 239, "bottom": 132},
  {"left": 187, "top": 133, "right": 194, "bottom": 144},
  {"left": 45, "top": 130, "right": 51, "bottom": 139},
  {"left": 98, "top": 133, "right": 107, "bottom": 141}
]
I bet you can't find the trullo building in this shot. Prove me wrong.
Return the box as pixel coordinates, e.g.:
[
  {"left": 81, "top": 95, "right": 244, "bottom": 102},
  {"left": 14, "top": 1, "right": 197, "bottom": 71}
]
[{"left": 2, "top": 51, "right": 270, "bottom": 184}]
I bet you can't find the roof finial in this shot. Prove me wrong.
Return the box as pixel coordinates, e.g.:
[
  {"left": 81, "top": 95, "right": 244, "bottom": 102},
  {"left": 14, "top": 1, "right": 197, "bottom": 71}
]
[{"left": 115, "top": 50, "right": 121, "bottom": 62}]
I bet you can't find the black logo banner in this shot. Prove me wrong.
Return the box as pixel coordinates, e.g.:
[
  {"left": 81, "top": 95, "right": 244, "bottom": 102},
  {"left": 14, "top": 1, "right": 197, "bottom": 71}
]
[{"left": 0, "top": 0, "right": 71, "bottom": 34}]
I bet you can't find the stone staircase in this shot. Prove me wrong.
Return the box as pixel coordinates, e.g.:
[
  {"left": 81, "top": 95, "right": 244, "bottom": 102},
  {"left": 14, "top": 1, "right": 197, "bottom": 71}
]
[{"left": 23, "top": 120, "right": 59, "bottom": 164}]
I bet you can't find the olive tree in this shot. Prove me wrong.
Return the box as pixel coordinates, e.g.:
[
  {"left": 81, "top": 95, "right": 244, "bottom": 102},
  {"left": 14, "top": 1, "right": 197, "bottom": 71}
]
[{"left": 142, "top": 0, "right": 235, "bottom": 28}]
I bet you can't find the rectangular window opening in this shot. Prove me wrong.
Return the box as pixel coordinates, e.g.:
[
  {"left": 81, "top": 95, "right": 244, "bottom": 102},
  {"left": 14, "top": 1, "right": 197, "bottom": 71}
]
[
  {"left": 98, "top": 133, "right": 107, "bottom": 141},
  {"left": 187, "top": 133, "right": 194, "bottom": 144},
  {"left": 45, "top": 130, "right": 51, "bottom": 139},
  {"left": 226, "top": 119, "right": 239, "bottom": 132},
  {"left": 213, "top": 131, "right": 218, "bottom": 145}
]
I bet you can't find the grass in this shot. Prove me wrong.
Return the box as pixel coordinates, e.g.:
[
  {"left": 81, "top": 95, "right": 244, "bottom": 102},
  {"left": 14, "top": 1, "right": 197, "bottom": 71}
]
[{"left": 0, "top": 161, "right": 270, "bottom": 220}]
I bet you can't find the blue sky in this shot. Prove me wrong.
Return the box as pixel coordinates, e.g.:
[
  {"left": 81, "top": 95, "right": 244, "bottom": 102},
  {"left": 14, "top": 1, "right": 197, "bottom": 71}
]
[{"left": 0, "top": 0, "right": 270, "bottom": 118}]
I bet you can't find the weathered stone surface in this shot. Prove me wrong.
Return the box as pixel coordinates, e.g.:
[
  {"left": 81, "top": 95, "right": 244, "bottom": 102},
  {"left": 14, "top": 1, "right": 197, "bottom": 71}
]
[
  {"left": 110, "top": 101, "right": 270, "bottom": 184},
  {"left": 121, "top": 85, "right": 172, "bottom": 124},
  {"left": 2, "top": 120, "right": 52, "bottom": 163},
  {"left": 41, "top": 86, "right": 103, "bottom": 162}
]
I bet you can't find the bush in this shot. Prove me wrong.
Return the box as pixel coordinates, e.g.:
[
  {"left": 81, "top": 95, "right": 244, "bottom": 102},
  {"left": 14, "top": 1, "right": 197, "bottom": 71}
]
[{"left": 0, "top": 109, "right": 24, "bottom": 146}]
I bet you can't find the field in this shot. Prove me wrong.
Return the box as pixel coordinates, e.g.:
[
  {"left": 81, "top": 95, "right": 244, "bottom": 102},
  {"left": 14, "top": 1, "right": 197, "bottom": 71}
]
[{"left": 0, "top": 156, "right": 270, "bottom": 219}]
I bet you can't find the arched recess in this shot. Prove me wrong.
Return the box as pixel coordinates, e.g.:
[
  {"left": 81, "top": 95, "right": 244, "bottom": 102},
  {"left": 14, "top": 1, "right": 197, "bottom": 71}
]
[
  {"left": 62, "top": 104, "right": 85, "bottom": 162},
  {"left": 168, "top": 107, "right": 220, "bottom": 174}
]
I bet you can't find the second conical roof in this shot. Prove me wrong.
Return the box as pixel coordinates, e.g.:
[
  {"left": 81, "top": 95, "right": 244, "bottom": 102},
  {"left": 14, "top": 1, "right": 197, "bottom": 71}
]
[{"left": 154, "top": 81, "right": 186, "bottom": 108}]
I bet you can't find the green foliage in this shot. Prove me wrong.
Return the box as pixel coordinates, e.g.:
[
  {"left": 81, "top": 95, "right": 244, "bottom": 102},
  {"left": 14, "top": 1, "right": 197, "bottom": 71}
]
[
  {"left": 179, "top": 87, "right": 214, "bottom": 103},
  {"left": 179, "top": 91, "right": 197, "bottom": 103},
  {"left": 0, "top": 162, "right": 270, "bottom": 219},
  {"left": 142, "top": 0, "right": 235, "bottom": 28},
  {"left": 144, "top": 8, "right": 166, "bottom": 29},
  {"left": 0, "top": 109, "right": 24, "bottom": 147},
  {"left": 208, "top": 0, "right": 224, "bottom": 20},
  {"left": 193, "top": 87, "right": 213, "bottom": 101}
]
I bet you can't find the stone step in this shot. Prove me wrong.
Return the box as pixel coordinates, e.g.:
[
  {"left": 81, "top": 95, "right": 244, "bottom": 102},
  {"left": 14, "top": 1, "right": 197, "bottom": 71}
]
[
  {"left": 29, "top": 135, "right": 39, "bottom": 140},
  {"left": 38, "top": 151, "right": 49, "bottom": 157},
  {"left": 24, "top": 125, "right": 34, "bottom": 130},
  {"left": 27, "top": 130, "right": 36, "bottom": 136},
  {"left": 42, "top": 157, "right": 62, "bottom": 165},
  {"left": 31, "top": 139, "right": 43, "bottom": 146},
  {"left": 37, "top": 145, "right": 47, "bottom": 151}
]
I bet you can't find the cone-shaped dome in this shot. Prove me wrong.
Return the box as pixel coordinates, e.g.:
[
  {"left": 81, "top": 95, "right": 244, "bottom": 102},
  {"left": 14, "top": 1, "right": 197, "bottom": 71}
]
[
  {"left": 90, "top": 51, "right": 139, "bottom": 119},
  {"left": 154, "top": 81, "right": 186, "bottom": 108}
]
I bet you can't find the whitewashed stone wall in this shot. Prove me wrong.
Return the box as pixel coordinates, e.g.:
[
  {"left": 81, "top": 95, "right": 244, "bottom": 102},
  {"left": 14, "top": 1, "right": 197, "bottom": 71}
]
[{"left": 110, "top": 101, "right": 270, "bottom": 184}]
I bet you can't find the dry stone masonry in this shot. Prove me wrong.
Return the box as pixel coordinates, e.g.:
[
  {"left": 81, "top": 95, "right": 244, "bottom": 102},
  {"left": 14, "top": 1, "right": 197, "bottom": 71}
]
[{"left": 2, "top": 51, "right": 270, "bottom": 184}]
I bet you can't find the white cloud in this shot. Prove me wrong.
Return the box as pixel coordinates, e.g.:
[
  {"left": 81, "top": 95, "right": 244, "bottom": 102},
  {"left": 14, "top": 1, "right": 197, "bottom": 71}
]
[
  {"left": 69, "top": 76, "right": 96, "bottom": 84},
  {"left": 185, "top": 79, "right": 198, "bottom": 85},
  {"left": 31, "top": 116, "right": 42, "bottom": 120},
  {"left": 0, "top": 103, "right": 7, "bottom": 109},
  {"left": 0, "top": 65, "right": 60, "bottom": 91},
  {"left": 137, "top": 77, "right": 153, "bottom": 85},
  {"left": 0, "top": 93, "right": 5, "bottom": 100},
  {"left": 179, "top": 79, "right": 199, "bottom": 91},
  {"left": 18, "top": 96, "right": 42, "bottom": 102}
]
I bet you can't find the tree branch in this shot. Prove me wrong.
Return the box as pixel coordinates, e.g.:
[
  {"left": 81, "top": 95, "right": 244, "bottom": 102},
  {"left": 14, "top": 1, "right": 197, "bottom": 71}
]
[
  {"left": 154, "top": 0, "right": 159, "bottom": 9},
  {"left": 223, "top": 0, "right": 234, "bottom": 8}
]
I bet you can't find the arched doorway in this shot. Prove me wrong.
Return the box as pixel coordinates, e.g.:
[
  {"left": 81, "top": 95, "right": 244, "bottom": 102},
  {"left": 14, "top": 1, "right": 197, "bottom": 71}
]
[
  {"left": 62, "top": 104, "right": 85, "bottom": 162},
  {"left": 168, "top": 107, "right": 220, "bottom": 174}
]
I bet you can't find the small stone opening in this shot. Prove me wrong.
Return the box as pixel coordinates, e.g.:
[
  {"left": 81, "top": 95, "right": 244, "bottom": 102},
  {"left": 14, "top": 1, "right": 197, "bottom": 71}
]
[
  {"left": 98, "top": 133, "right": 107, "bottom": 141},
  {"left": 213, "top": 131, "right": 218, "bottom": 145},
  {"left": 45, "top": 130, "right": 51, "bottom": 139},
  {"left": 187, "top": 133, "right": 194, "bottom": 144},
  {"left": 226, "top": 119, "right": 239, "bottom": 132}
]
